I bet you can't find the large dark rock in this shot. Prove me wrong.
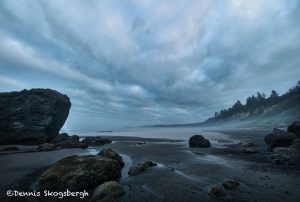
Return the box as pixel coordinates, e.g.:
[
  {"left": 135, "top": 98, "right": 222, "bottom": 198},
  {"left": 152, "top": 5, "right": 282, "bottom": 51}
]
[
  {"left": 287, "top": 121, "right": 300, "bottom": 136},
  {"left": 37, "top": 155, "right": 122, "bottom": 191},
  {"left": 189, "top": 135, "right": 211, "bottom": 148},
  {"left": 98, "top": 148, "right": 124, "bottom": 168},
  {"left": 264, "top": 128, "right": 298, "bottom": 150},
  {"left": 0, "top": 89, "right": 71, "bottom": 145},
  {"left": 128, "top": 161, "right": 157, "bottom": 176}
]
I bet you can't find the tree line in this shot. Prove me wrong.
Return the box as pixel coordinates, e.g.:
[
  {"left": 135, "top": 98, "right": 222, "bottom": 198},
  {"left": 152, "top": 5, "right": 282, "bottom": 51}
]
[{"left": 206, "top": 81, "right": 300, "bottom": 122}]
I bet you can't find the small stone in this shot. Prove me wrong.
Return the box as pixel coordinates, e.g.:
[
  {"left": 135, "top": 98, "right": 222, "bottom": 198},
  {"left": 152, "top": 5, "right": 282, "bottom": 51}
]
[
  {"left": 242, "top": 148, "right": 258, "bottom": 154},
  {"left": 222, "top": 180, "right": 240, "bottom": 190},
  {"left": 209, "top": 184, "right": 224, "bottom": 197}
]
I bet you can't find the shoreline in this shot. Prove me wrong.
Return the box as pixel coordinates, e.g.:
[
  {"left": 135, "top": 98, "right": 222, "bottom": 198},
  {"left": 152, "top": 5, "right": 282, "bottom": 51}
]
[{"left": 1, "top": 130, "right": 300, "bottom": 201}]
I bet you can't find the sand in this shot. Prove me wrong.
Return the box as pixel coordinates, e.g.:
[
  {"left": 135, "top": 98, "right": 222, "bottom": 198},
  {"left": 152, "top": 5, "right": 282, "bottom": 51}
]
[{"left": 0, "top": 130, "right": 300, "bottom": 202}]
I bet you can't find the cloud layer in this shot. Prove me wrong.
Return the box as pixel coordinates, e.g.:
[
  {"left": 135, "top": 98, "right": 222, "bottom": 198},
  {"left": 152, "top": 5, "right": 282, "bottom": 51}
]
[{"left": 1, "top": 0, "right": 300, "bottom": 130}]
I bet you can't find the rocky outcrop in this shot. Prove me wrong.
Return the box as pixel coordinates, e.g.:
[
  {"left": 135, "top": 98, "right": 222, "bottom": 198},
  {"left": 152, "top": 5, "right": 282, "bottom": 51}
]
[
  {"left": 90, "top": 181, "right": 125, "bottom": 202},
  {"left": 0, "top": 89, "right": 71, "bottom": 145},
  {"left": 209, "top": 184, "right": 224, "bottom": 197},
  {"left": 264, "top": 128, "right": 298, "bottom": 151},
  {"left": 287, "top": 121, "right": 300, "bottom": 136},
  {"left": 82, "top": 137, "right": 112, "bottom": 146},
  {"left": 38, "top": 143, "right": 56, "bottom": 151},
  {"left": 128, "top": 161, "right": 157, "bottom": 176},
  {"left": 51, "top": 133, "right": 87, "bottom": 149},
  {"left": 98, "top": 148, "right": 124, "bottom": 168},
  {"left": 189, "top": 135, "right": 211, "bottom": 148},
  {"left": 37, "top": 154, "right": 122, "bottom": 191},
  {"left": 271, "top": 147, "right": 300, "bottom": 165}
]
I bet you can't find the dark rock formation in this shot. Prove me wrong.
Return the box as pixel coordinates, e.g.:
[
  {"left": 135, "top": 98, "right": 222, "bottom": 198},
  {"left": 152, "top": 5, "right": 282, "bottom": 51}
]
[
  {"left": 222, "top": 180, "right": 240, "bottom": 190},
  {"left": 0, "top": 89, "right": 71, "bottom": 145},
  {"left": 287, "top": 121, "right": 300, "bottom": 136},
  {"left": 98, "top": 148, "right": 124, "bottom": 168},
  {"left": 128, "top": 161, "right": 157, "bottom": 176},
  {"left": 90, "top": 181, "right": 125, "bottom": 202},
  {"left": 264, "top": 128, "right": 298, "bottom": 151},
  {"left": 239, "top": 141, "right": 255, "bottom": 147},
  {"left": 82, "top": 136, "right": 112, "bottom": 146},
  {"left": 38, "top": 143, "right": 56, "bottom": 151},
  {"left": 37, "top": 155, "right": 122, "bottom": 191},
  {"left": 51, "top": 133, "right": 87, "bottom": 149},
  {"left": 189, "top": 135, "right": 211, "bottom": 148}
]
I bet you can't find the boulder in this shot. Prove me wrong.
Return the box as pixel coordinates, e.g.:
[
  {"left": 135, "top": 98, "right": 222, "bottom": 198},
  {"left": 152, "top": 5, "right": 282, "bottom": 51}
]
[
  {"left": 38, "top": 143, "right": 56, "bottom": 151},
  {"left": 90, "top": 181, "right": 125, "bottom": 202},
  {"left": 189, "top": 135, "right": 211, "bottom": 148},
  {"left": 51, "top": 133, "right": 86, "bottom": 149},
  {"left": 222, "top": 180, "right": 240, "bottom": 190},
  {"left": 287, "top": 121, "right": 300, "bottom": 136},
  {"left": 264, "top": 128, "right": 298, "bottom": 150},
  {"left": 98, "top": 148, "right": 124, "bottom": 168},
  {"left": 0, "top": 89, "right": 71, "bottom": 145},
  {"left": 128, "top": 161, "right": 157, "bottom": 176},
  {"left": 37, "top": 155, "right": 122, "bottom": 191},
  {"left": 82, "top": 137, "right": 112, "bottom": 146}
]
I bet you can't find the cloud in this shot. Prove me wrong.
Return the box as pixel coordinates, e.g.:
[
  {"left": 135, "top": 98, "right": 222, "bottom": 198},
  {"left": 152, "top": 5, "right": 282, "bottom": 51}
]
[{"left": 0, "top": 0, "right": 300, "bottom": 129}]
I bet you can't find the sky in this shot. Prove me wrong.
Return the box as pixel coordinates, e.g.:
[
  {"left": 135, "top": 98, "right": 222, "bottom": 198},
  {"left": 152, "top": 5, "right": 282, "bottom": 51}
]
[{"left": 0, "top": 0, "right": 300, "bottom": 130}]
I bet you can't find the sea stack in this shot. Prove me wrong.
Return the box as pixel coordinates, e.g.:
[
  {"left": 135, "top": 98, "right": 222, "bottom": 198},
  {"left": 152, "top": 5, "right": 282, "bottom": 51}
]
[{"left": 0, "top": 88, "right": 71, "bottom": 144}]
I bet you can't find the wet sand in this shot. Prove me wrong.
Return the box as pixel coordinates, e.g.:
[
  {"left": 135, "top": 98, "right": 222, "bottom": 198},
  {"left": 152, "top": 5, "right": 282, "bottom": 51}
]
[{"left": 0, "top": 131, "right": 300, "bottom": 202}]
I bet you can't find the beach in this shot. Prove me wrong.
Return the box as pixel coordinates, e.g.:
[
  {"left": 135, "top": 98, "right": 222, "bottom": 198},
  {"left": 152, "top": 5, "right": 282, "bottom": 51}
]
[{"left": 1, "top": 128, "right": 300, "bottom": 202}]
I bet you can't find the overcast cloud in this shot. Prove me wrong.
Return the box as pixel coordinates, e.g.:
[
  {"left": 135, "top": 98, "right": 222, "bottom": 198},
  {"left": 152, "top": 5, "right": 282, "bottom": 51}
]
[{"left": 0, "top": 0, "right": 300, "bottom": 130}]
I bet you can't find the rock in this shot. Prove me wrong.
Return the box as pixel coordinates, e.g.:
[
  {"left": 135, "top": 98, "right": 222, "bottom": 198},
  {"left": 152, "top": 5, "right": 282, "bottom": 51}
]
[
  {"left": 0, "top": 89, "right": 71, "bottom": 145},
  {"left": 222, "top": 180, "right": 240, "bottom": 190},
  {"left": 135, "top": 142, "right": 146, "bottom": 146},
  {"left": 82, "top": 137, "right": 112, "bottom": 146},
  {"left": 240, "top": 141, "right": 255, "bottom": 147},
  {"left": 1, "top": 146, "right": 20, "bottom": 151},
  {"left": 128, "top": 161, "right": 157, "bottom": 176},
  {"left": 287, "top": 122, "right": 300, "bottom": 136},
  {"left": 189, "top": 135, "right": 211, "bottom": 148},
  {"left": 209, "top": 184, "right": 224, "bottom": 197},
  {"left": 98, "top": 148, "right": 124, "bottom": 168},
  {"left": 90, "top": 181, "right": 125, "bottom": 202},
  {"left": 290, "top": 138, "right": 300, "bottom": 150},
  {"left": 37, "top": 155, "right": 122, "bottom": 191},
  {"left": 242, "top": 148, "right": 258, "bottom": 154},
  {"left": 52, "top": 133, "right": 87, "bottom": 149},
  {"left": 271, "top": 147, "right": 300, "bottom": 165},
  {"left": 264, "top": 128, "right": 298, "bottom": 151},
  {"left": 38, "top": 143, "right": 56, "bottom": 151}
]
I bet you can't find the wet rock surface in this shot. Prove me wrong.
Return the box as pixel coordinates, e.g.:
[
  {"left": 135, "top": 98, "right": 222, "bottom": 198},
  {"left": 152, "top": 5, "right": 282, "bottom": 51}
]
[
  {"left": 37, "top": 154, "right": 122, "bottom": 191},
  {"left": 98, "top": 148, "right": 124, "bottom": 168},
  {"left": 189, "top": 135, "right": 211, "bottom": 148},
  {"left": 128, "top": 161, "right": 157, "bottom": 176},
  {"left": 37, "top": 143, "right": 56, "bottom": 151},
  {"left": 0, "top": 89, "right": 71, "bottom": 145},
  {"left": 264, "top": 128, "right": 298, "bottom": 150},
  {"left": 51, "top": 133, "right": 87, "bottom": 149},
  {"left": 90, "top": 181, "right": 125, "bottom": 202}
]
